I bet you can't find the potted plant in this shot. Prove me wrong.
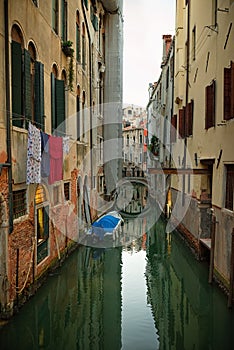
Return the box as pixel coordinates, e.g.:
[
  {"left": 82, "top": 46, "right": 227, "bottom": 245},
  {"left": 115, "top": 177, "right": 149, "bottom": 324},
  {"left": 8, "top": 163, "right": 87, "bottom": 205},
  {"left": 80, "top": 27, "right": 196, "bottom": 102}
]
[
  {"left": 62, "top": 40, "right": 74, "bottom": 57},
  {"left": 148, "top": 135, "right": 160, "bottom": 157}
]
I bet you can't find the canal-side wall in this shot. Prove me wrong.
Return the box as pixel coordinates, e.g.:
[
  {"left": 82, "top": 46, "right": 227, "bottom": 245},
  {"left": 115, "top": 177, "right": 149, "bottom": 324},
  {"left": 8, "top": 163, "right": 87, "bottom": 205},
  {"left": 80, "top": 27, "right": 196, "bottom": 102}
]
[{"left": 170, "top": 188, "right": 234, "bottom": 293}]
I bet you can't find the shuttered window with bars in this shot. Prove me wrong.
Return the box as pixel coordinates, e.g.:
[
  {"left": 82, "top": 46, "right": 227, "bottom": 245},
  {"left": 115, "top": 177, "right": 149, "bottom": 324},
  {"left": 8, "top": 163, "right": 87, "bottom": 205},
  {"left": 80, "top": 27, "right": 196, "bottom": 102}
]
[
  {"left": 224, "top": 61, "right": 234, "bottom": 121},
  {"left": 205, "top": 80, "right": 216, "bottom": 129},
  {"left": 225, "top": 165, "right": 234, "bottom": 211}
]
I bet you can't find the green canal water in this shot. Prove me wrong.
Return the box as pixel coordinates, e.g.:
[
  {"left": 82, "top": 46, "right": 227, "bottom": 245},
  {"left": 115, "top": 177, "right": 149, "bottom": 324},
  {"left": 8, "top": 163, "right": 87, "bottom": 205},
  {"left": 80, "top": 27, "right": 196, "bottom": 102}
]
[{"left": 1, "top": 214, "right": 234, "bottom": 349}]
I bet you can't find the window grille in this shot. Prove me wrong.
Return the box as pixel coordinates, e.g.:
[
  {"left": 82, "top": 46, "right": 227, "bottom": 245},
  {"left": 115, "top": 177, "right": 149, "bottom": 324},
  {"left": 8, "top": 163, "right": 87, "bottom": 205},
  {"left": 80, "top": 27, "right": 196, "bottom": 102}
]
[
  {"left": 13, "top": 189, "right": 27, "bottom": 219},
  {"left": 64, "top": 182, "right": 70, "bottom": 201}
]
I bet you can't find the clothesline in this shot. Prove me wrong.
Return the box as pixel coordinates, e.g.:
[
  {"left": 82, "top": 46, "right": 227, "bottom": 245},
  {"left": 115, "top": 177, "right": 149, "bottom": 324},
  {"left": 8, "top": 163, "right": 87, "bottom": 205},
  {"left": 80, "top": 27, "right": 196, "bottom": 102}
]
[
  {"left": 10, "top": 115, "right": 72, "bottom": 137},
  {"left": 26, "top": 122, "right": 70, "bottom": 185}
]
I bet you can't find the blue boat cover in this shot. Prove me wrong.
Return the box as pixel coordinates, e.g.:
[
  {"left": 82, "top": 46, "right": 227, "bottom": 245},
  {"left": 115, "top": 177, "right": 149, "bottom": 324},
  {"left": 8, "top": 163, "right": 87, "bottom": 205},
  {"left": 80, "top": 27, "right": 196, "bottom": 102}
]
[{"left": 92, "top": 215, "right": 121, "bottom": 233}]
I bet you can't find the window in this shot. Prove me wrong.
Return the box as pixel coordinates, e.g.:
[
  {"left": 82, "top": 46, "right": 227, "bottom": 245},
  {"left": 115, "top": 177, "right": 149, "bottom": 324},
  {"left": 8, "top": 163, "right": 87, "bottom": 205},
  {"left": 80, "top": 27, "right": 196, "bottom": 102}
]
[
  {"left": 32, "top": 0, "right": 39, "bottom": 7},
  {"left": 179, "top": 108, "right": 185, "bottom": 138},
  {"left": 77, "top": 85, "right": 81, "bottom": 140},
  {"left": 52, "top": 0, "right": 59, "bottom": 34},
  {"left": 225, "top": 165, "right": 234, "bottom": 211},
  {"left": 90, "top": 5, "right": 98, "bottom": 31},
  {"left": 53, "top": 185, "right": 60, "bottom": 205},
  {"left": 51, "top": 67, "right": 65, "bottom": 135},
  {"left": 76, "top": 11, "right": 81, "bottom": 62},
  {"left": 170, "top": 114, "right": 177, "bottom": 143},
  {"left": 13, "top": 189, "right": 27, "bottom": 219},
  {"left": 166, "top": 67, "right": 169, "bottom": 89},
  {"left": 36, "top": 205, "right": 49, "bottom": 264},
  {"left": 140, "top": 134, "right": 143, "bottom": 144},
  {"left": 127, "top": 135, "right": 129, "bottom": 146},
  {"left": 224, "top": 62, "right": 234, "bottom": 121},
  {"left": 11, "top": 26, "right": 44, "bottom": 129},
  {"left": 205, "top": 80, "right": 215, "bottom": 129},
  {"left": 84, "top": 0, "right": 88, "bottom": 10},
  {"left": 64, "top": 182, "right": 70, "bottom": 201},
  {"left": 82, "top": 23, "right": 86, "bottom": 70},
  {"left": 35, "top": 185, "right": 49, "bottom": 264},
  {"left": 212, "top": 0, "right": 217, "bottom": 27},
  {"left": 192, "top": 26, "right": 196, "bottom": 61},
  {"left": 61, "top": 0, "right": 67, "bottom": 42},
  {"left": 185, "top": 100, "right": 194, "bottom": 136}
]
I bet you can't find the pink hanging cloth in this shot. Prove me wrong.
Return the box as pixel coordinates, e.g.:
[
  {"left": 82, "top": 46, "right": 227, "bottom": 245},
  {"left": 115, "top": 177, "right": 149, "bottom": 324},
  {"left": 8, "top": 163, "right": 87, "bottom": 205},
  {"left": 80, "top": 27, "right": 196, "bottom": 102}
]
[{"left": 49, "top": 135, "right": 63, "bottom": 185}]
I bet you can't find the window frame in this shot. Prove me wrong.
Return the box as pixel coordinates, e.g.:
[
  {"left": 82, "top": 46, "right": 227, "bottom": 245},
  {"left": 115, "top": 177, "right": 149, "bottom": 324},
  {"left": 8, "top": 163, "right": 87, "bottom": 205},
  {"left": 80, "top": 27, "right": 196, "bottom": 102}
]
[{"left": 225, "top": 164, "right": 234, "bottom": 211}]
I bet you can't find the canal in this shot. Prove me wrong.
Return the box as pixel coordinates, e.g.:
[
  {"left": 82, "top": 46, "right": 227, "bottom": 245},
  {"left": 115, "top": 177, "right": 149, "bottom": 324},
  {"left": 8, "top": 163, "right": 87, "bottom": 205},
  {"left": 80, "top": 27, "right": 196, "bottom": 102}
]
[{"left": 1, "top": 205, "right": 234, "bottom": 349}]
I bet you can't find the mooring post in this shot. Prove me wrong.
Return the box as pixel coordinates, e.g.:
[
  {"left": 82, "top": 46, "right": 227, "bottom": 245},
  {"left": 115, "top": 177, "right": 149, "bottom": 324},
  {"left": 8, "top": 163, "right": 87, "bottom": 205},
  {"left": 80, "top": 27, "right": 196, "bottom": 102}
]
[
  {"left": 228, "top": 228, "right": 234, "bottom": 308},
  {"left": 208, "top": 214, "right": 216, "bottom": 283},
  {"left": 16, "top": 248, "right": 19, "bottom": 307}
]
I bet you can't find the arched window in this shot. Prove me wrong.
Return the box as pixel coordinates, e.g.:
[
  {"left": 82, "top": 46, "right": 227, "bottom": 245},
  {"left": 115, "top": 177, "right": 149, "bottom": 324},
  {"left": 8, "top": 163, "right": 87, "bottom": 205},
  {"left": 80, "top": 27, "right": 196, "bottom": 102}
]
[
  {"left": 52, "top": 0, "right": 59, "bottom": 34},
  {"left": 76, "top": 11, "right": 81, "bottom": 62},
  {"left": 51, "top": 64, "right": 65, "bottom": 135},
  {"left": 11, "top": 26, "right": 44, "bottom": 129},
  {"left": 82, "top": 23, "right": 86, "bottom": 70},
  {"left": 77, "top": 85, "right": 81, "bottom": 140},
  {"left": 35, "top": 185, "right": 49, "bottom": 264},
  {"left": 82, "top": 91, "right": 86, "bottom": 141},
  {"left": 29, "top": 41, "right": 45, "bottom": 129}
]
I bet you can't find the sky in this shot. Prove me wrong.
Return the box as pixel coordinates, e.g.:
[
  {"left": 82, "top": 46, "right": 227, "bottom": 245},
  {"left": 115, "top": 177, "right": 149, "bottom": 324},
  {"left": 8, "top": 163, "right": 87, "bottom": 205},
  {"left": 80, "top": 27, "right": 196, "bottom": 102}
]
[{"left": 123, "top": 0, "right": 175, "bottom": 108}]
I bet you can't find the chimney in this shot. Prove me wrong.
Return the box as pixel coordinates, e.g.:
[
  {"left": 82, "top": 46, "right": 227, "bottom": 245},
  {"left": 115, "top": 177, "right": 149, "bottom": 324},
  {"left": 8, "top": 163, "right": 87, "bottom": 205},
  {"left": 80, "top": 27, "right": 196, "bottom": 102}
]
[{"left": 162, "top": 34, "right": 172, "bottom": 64}]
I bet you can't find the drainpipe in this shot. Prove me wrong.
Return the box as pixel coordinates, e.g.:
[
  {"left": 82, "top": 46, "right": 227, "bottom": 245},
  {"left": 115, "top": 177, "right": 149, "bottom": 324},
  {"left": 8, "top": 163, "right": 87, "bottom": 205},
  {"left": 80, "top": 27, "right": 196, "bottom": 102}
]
[
  {"left": 182, "top": 0, "right": 190, "bottom": 206},
  {"left": 4, "top": 0, "right": 13, "bottom": 234},
  {"left": 81, "top": 0, "right": 93, "bottom": 191}
]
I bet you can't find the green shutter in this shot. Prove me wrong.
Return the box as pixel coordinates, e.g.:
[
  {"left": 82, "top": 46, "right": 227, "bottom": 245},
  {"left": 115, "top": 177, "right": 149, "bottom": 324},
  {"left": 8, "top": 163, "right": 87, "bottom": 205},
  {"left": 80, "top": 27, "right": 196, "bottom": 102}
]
[
  {"left": 61, "top": 0, "right": 65, "bottom": 41},
  {"left": 55, "top": 79, "right": 65, "bottom": 135},
  {"left": 24, "top": 49, "right": 32, "bottom": 124},
  {"left": 11, "top": 41, "right": 22, "bottom": 127},
  {"left": 84, "top": 0, "right": 88, "bottom": 10},
  {"left": 35, "top": 62, "right": 45, "bottom": 130},
  {"left": 51, "top": 73, "right": 56, "bottom": 132},
  {"left": 43, "top": 205, "right": 49, "bottom": 239},
  {"left": 76, "top": 24, "right": 81, "bottom": 62}
]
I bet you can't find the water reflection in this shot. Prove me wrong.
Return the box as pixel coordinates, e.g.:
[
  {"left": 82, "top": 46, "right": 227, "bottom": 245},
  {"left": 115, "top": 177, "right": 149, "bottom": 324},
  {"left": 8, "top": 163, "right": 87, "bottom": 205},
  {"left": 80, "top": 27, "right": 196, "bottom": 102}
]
[
  {"left": 116, "top": 181, "right": 150, "bottom": 217},
  {"left": 146, "top": 219, "right": 234, "bottom": 350},
  {"left": 1, "top": 196, "right": 234, "bottom": 349},
  {"left": 0, "top": 246, "right": 122, "bottom": 350}
]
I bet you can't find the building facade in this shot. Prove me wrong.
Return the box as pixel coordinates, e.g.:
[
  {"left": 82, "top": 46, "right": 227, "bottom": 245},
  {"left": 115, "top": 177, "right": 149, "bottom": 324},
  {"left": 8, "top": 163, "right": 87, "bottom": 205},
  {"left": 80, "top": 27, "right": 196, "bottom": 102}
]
[
  {"left": 147, "top": 0, "right": 234, "bottom": 294},
  {"left": 0, "top": 0, "right": 123, "bottom": 319},
  {"left": 122, "top": 106, "right": 147, "bottom": 177},
  {"left": 147, "top": 34, "right": 174, "bottom": 208}
]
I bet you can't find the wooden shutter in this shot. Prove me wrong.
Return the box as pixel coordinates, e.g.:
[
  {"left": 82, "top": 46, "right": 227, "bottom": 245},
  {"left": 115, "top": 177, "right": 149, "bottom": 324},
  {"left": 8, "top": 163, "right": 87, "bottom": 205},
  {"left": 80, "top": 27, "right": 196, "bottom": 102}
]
[
  {"left": 231, "top": 62, "right": 234, "bottom": 119},
  {"left": 43, "top": 205, "right": 49, "bottom": 239},
  {"left": 76, "top": 24, "right": 81, "bottom": 62},
  {"left": 35, "top": 62, "right": 45, "bottom": 130},
  {"left": 225, "top": 165, "right": 234, "bottom": 210},
  {"left": 170, "top": 114, "right": 177, "bottom": 143},
  {"left": 55, "top": 79, "right": 65, "bottom": 135},
  {"left": 24, "top": 49, "right": 31, "bottom": 123},
  {"left": 186, "top": 100, "right": 194, "bottom": 136},
  {"left": 224, "top": 66, "right": 231, "bottom": 120},
  {"left": 51, "top": 73, "right": 56, "bottom": 132},
  {"left": 11, "top": 41, "right": 22, "bottom": 127},
  {"left": 179, "top": 108, "right": 185, "bottom": 138},
  {"left": 205, "top": 81, "right": 215, "bottom": 129}
]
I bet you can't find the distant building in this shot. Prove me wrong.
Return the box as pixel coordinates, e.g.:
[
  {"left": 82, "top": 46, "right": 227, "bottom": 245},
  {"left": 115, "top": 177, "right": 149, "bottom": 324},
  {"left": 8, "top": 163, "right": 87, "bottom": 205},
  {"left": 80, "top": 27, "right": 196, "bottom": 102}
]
[{"left": 122, "top": 106, "right": 147, "bottom": 177}]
